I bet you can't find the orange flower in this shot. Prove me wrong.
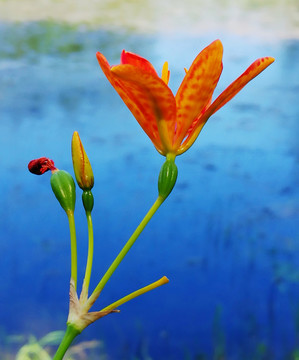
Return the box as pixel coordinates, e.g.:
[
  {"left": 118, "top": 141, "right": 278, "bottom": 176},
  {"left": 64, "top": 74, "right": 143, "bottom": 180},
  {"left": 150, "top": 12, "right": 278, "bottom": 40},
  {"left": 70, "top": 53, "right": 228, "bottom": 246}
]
[{"left": 97, "top": 40, "right": 274, "bottom": 157}]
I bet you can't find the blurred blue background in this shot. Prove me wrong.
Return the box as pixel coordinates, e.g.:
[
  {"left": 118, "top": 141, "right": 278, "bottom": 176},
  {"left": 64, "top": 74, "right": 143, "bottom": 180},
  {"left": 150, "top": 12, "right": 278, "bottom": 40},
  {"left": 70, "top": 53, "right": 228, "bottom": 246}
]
[{"left": 0, "top": 0, "right": 298, "bottom": 359}]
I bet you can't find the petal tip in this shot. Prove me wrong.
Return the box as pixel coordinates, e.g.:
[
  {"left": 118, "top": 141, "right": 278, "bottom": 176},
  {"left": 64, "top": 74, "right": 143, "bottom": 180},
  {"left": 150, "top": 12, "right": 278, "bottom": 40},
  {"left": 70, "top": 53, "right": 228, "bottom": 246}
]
[
  {"left": 268, "top": 56, "right": 275, "bottom": 64},
  {"left": 212, "top": 39, "right": 223, "bottom": 50},
  {"left": 255, "top": 56, "right": 275, "bottom": 70},
  {"left": 96, "top": 51, "right": 106, "bottom": 63},
  {"left": 120, "top": 49, "right": 127, "bottom": 64}
]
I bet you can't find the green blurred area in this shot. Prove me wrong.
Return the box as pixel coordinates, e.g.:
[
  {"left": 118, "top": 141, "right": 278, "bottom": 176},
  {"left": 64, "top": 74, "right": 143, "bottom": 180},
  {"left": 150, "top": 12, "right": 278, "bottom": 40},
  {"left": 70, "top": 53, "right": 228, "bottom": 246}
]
[{"left": 0, "top": 0, "right": 298, "bottom": 40}]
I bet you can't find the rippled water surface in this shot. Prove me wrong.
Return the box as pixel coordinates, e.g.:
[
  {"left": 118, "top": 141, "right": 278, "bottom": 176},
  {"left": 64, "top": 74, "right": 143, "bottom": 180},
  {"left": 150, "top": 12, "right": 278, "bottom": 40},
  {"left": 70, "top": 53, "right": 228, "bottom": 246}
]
[{"left": 0, "top": 1, "right": 299, "bottom": 359}]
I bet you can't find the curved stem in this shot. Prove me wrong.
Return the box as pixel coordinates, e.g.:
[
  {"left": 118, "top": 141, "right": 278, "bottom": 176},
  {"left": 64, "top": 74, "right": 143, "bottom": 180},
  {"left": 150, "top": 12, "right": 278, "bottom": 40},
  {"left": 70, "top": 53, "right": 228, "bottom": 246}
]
[
  {"left": 67, "top": 211, "right": 77, "bottom": 290},
  {"left": 53, "top": 324, "right": 80, "bottom": 360},
  {"left": 86, "top": 195, "right": 165, "bottom": 309},
  {"left": 80, "top": 210, "right": 94, "bottom": 301}
]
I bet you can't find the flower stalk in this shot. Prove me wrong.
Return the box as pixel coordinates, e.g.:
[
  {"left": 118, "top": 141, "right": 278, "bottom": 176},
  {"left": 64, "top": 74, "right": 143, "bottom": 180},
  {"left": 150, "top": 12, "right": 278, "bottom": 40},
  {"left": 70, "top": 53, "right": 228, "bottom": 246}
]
[
  {"left": 67, "top": 211, "right": 78, "bottom": 290},
  {"left": 53, "top": 324, "right": 80, "bottom": 360},
  {"left": 100, "top": 276, "right": 169, "bottom": 312},
  {"left": 80, "top": 209, "right": 94, "bottom": 302},
  {"left": 85, "top": 194, "right": 165, "bottom": 310}
]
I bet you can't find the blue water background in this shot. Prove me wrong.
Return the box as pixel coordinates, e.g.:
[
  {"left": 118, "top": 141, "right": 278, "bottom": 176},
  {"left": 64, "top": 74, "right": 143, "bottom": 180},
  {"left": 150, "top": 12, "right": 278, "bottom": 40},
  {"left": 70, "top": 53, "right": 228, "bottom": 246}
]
[{"left": 0, "top": 10, "right": 299, "bottom": 360}]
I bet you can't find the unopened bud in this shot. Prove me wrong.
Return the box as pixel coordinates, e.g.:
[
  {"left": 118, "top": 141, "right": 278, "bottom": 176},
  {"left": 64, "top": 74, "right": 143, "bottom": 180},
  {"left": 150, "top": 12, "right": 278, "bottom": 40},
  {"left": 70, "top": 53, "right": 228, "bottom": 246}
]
[
  {"left": 71, "top": 131, "right": 94, "bottom": 191},
  {"left": 50, "top": 170, "right": 76, "bottom": 214}
]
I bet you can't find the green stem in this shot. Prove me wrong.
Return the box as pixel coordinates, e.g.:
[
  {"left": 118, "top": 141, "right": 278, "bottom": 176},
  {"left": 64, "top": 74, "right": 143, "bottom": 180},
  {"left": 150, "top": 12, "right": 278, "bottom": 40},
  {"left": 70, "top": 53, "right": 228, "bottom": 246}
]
[
  {"left": 86, "top": 195, "right": 165, "bottom": 309},
  {"left": 100, "top": 276, "right": 169, "bottom": 312},
  {"left": 80, "top": 210, "right": 94, "bottom": 301},
  {"left": 53, "top": 324, "right": 80, "bottom": 360},
  {"left": 67, "top": 211, "right": 77, "bottom": 290}
]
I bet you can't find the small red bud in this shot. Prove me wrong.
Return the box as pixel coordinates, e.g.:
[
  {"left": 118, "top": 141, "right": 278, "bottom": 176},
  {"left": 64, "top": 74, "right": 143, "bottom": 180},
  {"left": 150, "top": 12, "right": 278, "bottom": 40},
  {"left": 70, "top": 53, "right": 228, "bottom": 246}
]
[{"left": 28, "top": 157, "right": 56, "bottom": 175}]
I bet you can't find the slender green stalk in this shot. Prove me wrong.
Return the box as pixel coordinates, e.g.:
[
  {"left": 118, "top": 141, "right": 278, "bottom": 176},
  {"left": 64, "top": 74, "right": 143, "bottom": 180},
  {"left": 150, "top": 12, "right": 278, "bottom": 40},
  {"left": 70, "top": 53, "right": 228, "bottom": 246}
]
[
  {"left": 53, "top": 324, "right": 80, "bottom": 360},
  {"left": 101, "top": 276, "right": 169, "bottom": 312},
  {"left": 80, "top": 210, "right": 94, "bottom": 301},
  {"left": 85, "top": 195, "right": 165, "bottom": 309},
  {"left": 67, "top": 211, "right": 77, "bottom": 290}
]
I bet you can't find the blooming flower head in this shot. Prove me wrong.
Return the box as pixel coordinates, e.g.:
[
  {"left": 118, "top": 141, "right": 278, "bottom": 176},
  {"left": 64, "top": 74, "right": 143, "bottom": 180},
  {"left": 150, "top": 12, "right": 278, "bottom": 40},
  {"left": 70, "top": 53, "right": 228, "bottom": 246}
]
[{"left": 96, "top": 40, "right": 274, "bottom": 157}]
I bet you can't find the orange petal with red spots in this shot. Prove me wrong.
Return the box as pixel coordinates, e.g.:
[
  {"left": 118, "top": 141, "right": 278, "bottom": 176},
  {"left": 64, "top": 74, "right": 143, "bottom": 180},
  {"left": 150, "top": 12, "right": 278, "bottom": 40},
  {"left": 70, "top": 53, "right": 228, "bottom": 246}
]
[
  {"left": 173, "top": 40, "right": 223, "bottom": 148},
  {"left": 97, "top": 52, "right": 166, "bottom": 152},
  {"left": 177, "top": 56, "right": 275, "bottom": 155},
  {"left": 206, "top": 56, "right": 275, "bottom": 115},
  {"left": 121, "top": 50, "right": 158, "bottom": 77},
  {"left": 111, "top": 64, "right": 177, "bottom": 154}
]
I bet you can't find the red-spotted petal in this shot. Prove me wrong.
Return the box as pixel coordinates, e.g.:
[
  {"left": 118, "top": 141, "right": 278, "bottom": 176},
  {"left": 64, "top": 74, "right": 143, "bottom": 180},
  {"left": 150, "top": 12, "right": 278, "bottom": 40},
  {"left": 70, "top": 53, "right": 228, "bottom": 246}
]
[
  {"left": 206, "top": 56, "right": 275, "bottom": 115},
  {"left": 121, "top": 50, "right": 158, "bottom": 77},
  {"left": 177, "top": 56, "right": 275, "bottom": 155},
  {"left": 173, "top": 40, "right": 223, "bottom": 148},
  {"left": 111, "top": 64, "right": 177, "bottom": 154},
  {"left": 97, "top": 52, "right": 166, "bottom": 152}
]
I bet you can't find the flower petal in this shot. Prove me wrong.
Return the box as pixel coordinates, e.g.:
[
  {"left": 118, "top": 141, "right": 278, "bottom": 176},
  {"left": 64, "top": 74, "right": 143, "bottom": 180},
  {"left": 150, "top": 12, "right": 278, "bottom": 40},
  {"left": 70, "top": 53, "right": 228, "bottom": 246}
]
[
  {"left": 121, "top": 50, "right": 158, "bottom": 77},
  {"left": 173, "top": 39, "right": 223, "bottom": 147},
  {"left": 97, "top": 52, "right": 166, "bottom": 153},
  {"left": 206, "top": 56, "right": 275, "bottom": 115},
  {"left": 28, "top": 157, "right": 56, "bottom": 175},
  {"left": 111, "top": 63, "right": 177, "bottom": 154},
  {"left": 177, "top": 56, "right": 275, "bottom": 155}
]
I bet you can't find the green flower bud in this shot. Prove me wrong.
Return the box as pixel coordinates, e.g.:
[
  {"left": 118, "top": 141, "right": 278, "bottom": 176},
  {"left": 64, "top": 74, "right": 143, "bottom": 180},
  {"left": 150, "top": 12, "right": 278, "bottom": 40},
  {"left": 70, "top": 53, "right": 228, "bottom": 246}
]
[
  {"left": 50, "top": 170, "right": 76, "bottom": 213},
  {"left": 158, "top": 158, "right": 178, "bottom": 200}
]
